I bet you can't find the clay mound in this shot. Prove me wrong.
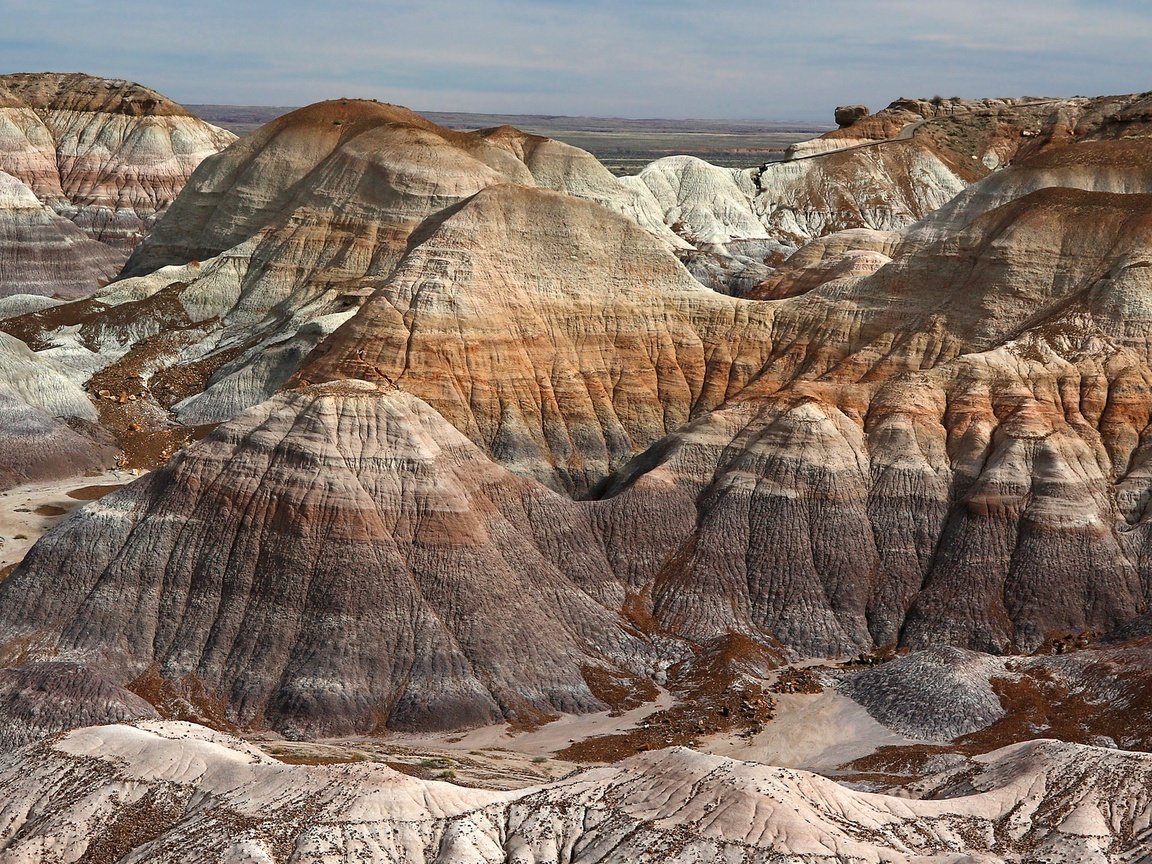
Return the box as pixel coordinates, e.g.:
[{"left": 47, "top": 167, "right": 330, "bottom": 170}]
[
  {"left": 752, "top": 137, "right": 974, "bottom": 246},
  {"left": 748, "top": 227, "right": 897, "bottom": 299},
  {"left": 2, "top": 722, "right": 1152, "bottom": 862},
  {"left": 906, "top": 137, "right": 1152, "bottom": 245},
  {"left": 0, "top": 662, "right": 157, "bottom": 752},
  {"left": 751, "top": 247, "right": 892, "bottom": 300},
  {"left": 0, "top": 328, "right": 110, "bottom": 489},
  {"left": 0, "top": 381, "right": 668, "bottom": 735},
  {"left": 124, "top": 98, "right": 681, "bottom": 278},
  {"left": 837, "top": 639, "right": 1152, "bottom": 761},
  {"left": 584, "top": 184, "right": 1152, "bottom": 656},
  {"left": 9, "top": 105, "right": 1152, "bottom": 734},
  {"left": 626, "top": 155, "right": 770, "bottom": 246},
  {"left": 753, "top": 91, "right": 1152, "bottom": 259},
  {"left": 774, "top": 185, "right": 1152, "bottom": 380},
  {"left": 834, "top": 647, "right": 1008, "bottom": 740},
  {"left": 624, "top": 142, "right": 963, "bottom": 287}
]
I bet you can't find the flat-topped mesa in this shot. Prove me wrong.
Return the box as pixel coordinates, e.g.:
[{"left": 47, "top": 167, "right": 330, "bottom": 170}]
[
  {"left": 0, "top": 71, "right": 193, "bottom": 116},
  {"left": 811, "top": 91, "right": 1152, "bottom": 170},
  {"left": 0, "top": 72, "right": 234, "bottom": 298},
  {"left": 825, "top": 95, "right": 1053, "bottom": 140}
]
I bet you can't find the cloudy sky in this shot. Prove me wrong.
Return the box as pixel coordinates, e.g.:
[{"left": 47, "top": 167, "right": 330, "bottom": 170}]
[{"left": 3, "top": 0, "right": 1149, "bottom": 119}]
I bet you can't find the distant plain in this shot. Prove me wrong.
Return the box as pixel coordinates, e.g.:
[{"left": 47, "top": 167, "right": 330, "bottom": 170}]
[{"left": 188, "top": 105, "right": 830, "bottom": 174}]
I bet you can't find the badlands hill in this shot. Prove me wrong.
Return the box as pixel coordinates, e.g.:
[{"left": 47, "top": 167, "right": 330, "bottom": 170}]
[
  {"left": 3, "top": 89, "right": 1152, "bottom": 744},
  {"left": 0, "top": 72, "right": 234, "bottom": 297}
]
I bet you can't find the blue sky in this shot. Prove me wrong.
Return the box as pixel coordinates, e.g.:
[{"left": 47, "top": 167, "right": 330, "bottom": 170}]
[{"left": 3, "top": 0, "right": 1150, "bottom": 120}]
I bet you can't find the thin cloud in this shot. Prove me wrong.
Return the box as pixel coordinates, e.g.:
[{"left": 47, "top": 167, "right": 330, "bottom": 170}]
[{"left": 3, "top": 0, "right": 1149, "bottom": 119}]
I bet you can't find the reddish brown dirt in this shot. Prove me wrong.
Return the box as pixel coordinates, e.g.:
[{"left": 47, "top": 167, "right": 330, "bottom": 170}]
[
  {"left": 74, "top": 788, "right": 187, "bottom": 864},
  {"left": 1, "top": 280, "right": 236, "bottom": 472},
  {"left": 265, "top": 750, "right": 369, "bottom": 766},
  {"left": 769, "top": 667, "right": 824, "bottom": 695},
  {"left": 33, "top": 504, "right": 69, "bottom": 516},
  {"left": 147, "top": 341, "right": 251, "bottom": 409},
  {"left": 558, "top": 634, "right": 783, "bottom": 763},
  {"left": 581, "top": 665, "right": 661, "bottom": 716},
  {"left": 127, "top": 666, "right": 240, "bottom": 734},
  {"left": 84, "top": 324, "right": 223, "bottom": 470},
  {"left": 66, "top": 484, "right": 124, "bottom": 501}
]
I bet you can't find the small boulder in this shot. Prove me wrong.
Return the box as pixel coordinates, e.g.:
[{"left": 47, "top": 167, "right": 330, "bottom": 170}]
[{"left": 835, "top": 104, "right": 869, "bottom": 127}]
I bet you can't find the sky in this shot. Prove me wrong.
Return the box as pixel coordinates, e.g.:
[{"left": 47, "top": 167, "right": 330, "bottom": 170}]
[{"left": 2, "top": 0, "right": 1150, "bottom": 120}]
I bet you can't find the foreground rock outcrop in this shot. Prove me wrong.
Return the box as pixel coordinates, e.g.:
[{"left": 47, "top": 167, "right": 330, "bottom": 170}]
[{"left": 1, "top": 721, "right": 1150, "bottom": 863}]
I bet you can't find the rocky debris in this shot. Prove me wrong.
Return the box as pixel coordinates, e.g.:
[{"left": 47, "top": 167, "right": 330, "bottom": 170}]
[
  {"left": 834, "top": 104, "right": 869, "bottom": 127},
  {"left": 2, "top": 721, "right": 1152, "bottom": 862},
  {"left": 821, "top": 95, "right": 1064, "bottom": 146},
  {"left": 818, "top": 91, "right": 1152, "bottom": 170},
  {"left": 558, "top": 634, "right": 783, "bottom": 761},
  {"left": 679, "top": 240, "right": 786, "bottom": 296},
  {"left": 0, "top": 662, "right": 157, "bottom": 752},
  {"left": 769, "top": 667, "right": 823, "bottom": 695}
]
